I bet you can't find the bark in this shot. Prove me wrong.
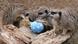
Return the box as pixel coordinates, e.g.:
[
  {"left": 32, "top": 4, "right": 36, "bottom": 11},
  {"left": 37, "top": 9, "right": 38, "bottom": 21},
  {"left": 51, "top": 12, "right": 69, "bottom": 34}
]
[{"left": 0, "top": 24, "right": 32, "bottom": 44}]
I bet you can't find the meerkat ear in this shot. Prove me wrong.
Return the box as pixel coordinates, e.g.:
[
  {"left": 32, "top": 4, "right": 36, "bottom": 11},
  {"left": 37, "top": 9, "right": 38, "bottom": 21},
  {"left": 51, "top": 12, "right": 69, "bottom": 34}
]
[
  {"left": 59, "top": 12, "right": 62, "bottom": 17},
  {"left": 58, "top": 12, "right": 62, "bottom": 19},
  {"left": 45, "top": 10, "right": 48, "bottom": 14}
]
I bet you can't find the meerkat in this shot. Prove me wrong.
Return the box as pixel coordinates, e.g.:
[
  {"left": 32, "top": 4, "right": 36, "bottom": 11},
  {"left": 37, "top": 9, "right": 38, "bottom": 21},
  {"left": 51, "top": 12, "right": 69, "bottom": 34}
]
[
  {"left": 48, "top": 8, "right": 78, "bottom": 44},
  {"left": 29, "top": 6, "right": 53, "bottom": 33},
  {"left": 2, "top": 3, "right": 30, "bottom": 28},
  {"left": 19, "top": 11, "right": 31, "bottom": 27}
]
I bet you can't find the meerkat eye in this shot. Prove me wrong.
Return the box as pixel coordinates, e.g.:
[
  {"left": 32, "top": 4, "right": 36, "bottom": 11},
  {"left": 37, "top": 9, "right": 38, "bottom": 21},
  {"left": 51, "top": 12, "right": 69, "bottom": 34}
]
[
  {"left": 51, "top": 12, "right": 57, "bottom": 15},
  {"left": 38, "top": 12, "right": 43, "bottom": 15},
  {"left": 25, "top": 13, "right": 29, "bottom": 16}
]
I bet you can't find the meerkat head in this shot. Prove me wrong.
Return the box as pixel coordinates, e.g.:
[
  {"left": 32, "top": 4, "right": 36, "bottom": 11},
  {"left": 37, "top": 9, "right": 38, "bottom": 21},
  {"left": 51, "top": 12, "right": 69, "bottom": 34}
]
[
  {"left": 49, "top": 9, "right": 62, "bottom": 20},
  {"left": 48, "top": 9, "right": 62, "bottom": 26},
  {"left": 33, "top": 7, "right": 50, "bottom": 23},
  {"left": 29, "top": 6, "right": 50, "bottom": 22},
  {"left": 19, "top": 11, "right": 32, "bottom": 27},
  {"left": 13, "top": 10, "right": 30, "bottom": 28}
]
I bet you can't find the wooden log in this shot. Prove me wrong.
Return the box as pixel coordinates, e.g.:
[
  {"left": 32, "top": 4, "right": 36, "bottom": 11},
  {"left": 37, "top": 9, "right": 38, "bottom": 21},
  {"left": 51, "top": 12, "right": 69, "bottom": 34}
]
[{"left": 0, "top": 24, "right": 32, "bottom": 44}]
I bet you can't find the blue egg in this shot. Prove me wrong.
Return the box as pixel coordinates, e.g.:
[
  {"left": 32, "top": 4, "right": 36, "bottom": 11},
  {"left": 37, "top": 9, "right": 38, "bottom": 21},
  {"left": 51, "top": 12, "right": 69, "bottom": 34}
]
[{"left": 30, "top": 21, "right": 44, "bottom": 33}]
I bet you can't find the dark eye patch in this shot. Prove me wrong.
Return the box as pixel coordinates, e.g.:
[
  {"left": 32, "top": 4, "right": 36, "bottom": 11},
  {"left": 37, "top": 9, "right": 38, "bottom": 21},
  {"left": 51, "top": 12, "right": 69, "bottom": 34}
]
[
  {"left": 51, "top": 12, "right": 57, "bottom": 15},
  {"left": 25, "top": 13, "right": 29, "bottom": 16},
  {"left": 38, "top": 10, "right": 48, "bottom": 15},
  {"left": 38, "top": 12, "right": 43, "bottom": 15}
]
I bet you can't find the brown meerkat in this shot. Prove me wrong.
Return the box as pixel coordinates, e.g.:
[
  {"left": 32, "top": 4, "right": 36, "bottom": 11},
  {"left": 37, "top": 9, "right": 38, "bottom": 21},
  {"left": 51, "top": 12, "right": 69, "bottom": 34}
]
[
  {"left": 48, "top": 8, "right": 78, "bottom": 44},
  {"left": 2, "top": 3, "right": 30, "bottom": 28},
  {"left": 19, "top": 11, "right": 31, "bottom": 27}
]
